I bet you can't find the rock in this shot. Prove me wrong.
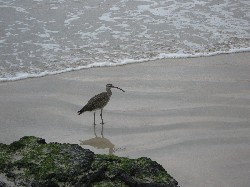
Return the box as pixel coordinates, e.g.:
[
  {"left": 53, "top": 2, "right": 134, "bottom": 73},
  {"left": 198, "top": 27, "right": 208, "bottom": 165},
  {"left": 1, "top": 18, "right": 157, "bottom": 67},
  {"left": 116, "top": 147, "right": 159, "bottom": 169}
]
[{"left": 0, "top": 136, "right": 179, "bottom": 187}]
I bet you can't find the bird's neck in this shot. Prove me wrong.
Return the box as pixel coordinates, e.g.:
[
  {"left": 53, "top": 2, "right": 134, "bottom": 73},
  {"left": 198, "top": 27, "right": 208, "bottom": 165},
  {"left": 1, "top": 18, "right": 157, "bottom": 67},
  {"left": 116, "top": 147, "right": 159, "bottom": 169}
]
[{"left": 106, "top": 88, "right": 112, "bottom": 96}]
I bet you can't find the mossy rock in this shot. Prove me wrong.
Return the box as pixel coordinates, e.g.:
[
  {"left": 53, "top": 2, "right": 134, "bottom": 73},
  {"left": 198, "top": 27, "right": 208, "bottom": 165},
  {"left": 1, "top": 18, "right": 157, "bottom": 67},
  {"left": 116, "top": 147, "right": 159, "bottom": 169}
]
[{"left": 0, "top": 136, "right": 179, "bottom": 187}]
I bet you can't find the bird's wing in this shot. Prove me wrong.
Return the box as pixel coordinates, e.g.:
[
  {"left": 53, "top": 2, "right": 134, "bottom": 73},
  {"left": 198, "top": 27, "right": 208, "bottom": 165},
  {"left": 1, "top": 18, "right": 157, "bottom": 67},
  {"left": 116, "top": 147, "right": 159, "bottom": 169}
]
[{"left": 84, "top": 92, "right": 109, "bottom": 111}]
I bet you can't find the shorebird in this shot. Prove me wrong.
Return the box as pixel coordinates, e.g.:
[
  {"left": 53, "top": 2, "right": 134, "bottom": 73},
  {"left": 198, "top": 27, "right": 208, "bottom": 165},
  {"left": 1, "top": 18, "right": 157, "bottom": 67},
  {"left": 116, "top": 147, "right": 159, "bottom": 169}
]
[{"left": 77, "top": 84, "right": 125, "bottom": 126}]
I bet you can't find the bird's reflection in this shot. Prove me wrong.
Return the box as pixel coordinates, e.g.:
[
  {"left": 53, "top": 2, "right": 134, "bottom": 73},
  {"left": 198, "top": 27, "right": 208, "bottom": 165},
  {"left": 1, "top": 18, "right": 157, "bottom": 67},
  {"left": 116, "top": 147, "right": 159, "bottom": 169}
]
[{"left": 80, "top": 124, "right": 115, "bottom": 154}]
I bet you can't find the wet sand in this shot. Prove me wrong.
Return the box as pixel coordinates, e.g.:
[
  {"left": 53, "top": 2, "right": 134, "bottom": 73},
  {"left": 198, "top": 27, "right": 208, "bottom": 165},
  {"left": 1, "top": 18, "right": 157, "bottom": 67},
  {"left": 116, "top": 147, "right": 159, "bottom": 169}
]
[{"left": 1, "top": 52, "right": 250, "bottom": 187}]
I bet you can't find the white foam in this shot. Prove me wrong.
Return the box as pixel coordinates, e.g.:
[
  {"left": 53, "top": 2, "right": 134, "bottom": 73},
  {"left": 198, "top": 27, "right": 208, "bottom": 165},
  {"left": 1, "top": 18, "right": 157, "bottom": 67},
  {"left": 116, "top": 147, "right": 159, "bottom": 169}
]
[
  {"left": 0, "top": 5, "right": 29, "bottom": 14},
  {"left": 0, "top": 39, "right": 6, "bottom": 44},
  {"left": 1, "top": 48, "right": 250, "bottom": 82},
  {"left": 64, "top": 15, "right": 80, "bottom": 26},
  {"left": 15, "top": 7, "right": 28, "bottom": 14},
  {"left": 99, "top": 12, "right": 116, "bottom": 22},
  {"left": 1, "top": 0, "right": 250, "bottom": 82}
]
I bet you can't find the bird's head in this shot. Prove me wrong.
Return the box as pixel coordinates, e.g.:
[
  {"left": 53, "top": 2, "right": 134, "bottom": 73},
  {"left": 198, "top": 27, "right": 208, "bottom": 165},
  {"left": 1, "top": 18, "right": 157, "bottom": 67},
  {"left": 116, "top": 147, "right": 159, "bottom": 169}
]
[{"left": 106, "top": 84, "right": 125, "bottom": 92}]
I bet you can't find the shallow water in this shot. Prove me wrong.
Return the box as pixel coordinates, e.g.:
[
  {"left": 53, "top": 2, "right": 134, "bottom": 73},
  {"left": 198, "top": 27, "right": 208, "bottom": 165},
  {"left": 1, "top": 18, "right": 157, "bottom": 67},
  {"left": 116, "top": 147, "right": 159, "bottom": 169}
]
[{"left": 1, "top": 0, "right": 250, "bottom": 81}]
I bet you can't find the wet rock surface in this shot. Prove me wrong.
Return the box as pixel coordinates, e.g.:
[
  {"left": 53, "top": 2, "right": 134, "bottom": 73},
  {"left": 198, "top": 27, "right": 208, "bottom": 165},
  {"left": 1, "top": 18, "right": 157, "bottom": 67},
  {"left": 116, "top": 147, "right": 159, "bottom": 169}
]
[{"left": 0, "top": 136, "right": 179, "bottom": 187}]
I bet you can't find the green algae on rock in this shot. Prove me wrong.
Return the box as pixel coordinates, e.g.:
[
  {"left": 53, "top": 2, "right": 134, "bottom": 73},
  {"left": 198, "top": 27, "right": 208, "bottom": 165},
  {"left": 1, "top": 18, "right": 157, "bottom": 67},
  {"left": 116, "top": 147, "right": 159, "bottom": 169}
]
[{"left": 0, "top": 136, "right": 179, "bottom": 187}]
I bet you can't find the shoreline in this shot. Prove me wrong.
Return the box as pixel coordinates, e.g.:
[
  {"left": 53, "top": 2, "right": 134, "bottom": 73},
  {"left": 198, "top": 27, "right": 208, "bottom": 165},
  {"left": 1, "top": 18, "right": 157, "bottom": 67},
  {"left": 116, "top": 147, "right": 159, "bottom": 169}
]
[
  {"left": 1, "top": 52, "right": 250, "bottom": 187},
  {"left": 1, "top": 50, "right": 250, "bottom": 83}
]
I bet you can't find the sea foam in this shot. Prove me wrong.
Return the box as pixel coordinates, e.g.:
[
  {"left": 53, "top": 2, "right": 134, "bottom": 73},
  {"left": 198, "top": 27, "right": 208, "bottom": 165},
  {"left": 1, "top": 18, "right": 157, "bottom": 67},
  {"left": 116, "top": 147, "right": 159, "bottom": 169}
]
[{"left": 0, "top": 0, "right": 250, "bottom": 81}]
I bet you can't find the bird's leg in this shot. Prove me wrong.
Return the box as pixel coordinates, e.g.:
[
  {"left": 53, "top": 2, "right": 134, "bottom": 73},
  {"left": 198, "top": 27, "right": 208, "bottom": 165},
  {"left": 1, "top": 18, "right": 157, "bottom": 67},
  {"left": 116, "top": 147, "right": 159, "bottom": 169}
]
[
  {"left": 93, "top": 112, "right": 96, "bottom": 126},
  {"left": 93, "top": 112, "right": 97, "bottom": 136},
  {"left": 101, "top": 123, "right": 104, "bottom": 137},
  {"left": 94, "top": 125, "right": 97, "bottom": 137},
  {"left": 100, "top": 109, "right": 104, "bottom": 125}
]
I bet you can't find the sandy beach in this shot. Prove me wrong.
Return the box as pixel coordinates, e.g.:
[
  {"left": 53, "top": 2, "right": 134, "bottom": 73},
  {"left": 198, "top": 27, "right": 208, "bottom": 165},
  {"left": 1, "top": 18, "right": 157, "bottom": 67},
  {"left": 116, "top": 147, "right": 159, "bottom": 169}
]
[{"left": 1, "top": 52, "right": 250, "bottom": 187}]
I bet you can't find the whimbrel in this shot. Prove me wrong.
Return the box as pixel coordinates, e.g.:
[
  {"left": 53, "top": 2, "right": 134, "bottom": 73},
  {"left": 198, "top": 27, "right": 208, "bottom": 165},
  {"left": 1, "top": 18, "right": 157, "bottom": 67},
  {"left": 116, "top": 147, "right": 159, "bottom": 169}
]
[{"left": 77, "top": 84, "right": 125, "bottom": 126}]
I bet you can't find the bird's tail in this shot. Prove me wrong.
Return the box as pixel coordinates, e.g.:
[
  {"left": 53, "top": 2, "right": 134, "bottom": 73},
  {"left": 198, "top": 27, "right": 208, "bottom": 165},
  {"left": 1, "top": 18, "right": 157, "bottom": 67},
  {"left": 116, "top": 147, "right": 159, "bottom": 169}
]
[{"left": 77, "top": 107, "right": 86, "bottom": 115}]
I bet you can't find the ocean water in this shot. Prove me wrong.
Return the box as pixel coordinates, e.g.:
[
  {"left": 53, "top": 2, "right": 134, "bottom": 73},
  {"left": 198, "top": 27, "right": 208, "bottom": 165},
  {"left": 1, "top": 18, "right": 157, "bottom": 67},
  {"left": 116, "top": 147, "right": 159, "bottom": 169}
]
[{"left": 0, "top": 0, "right": 250, "bottom": 81}]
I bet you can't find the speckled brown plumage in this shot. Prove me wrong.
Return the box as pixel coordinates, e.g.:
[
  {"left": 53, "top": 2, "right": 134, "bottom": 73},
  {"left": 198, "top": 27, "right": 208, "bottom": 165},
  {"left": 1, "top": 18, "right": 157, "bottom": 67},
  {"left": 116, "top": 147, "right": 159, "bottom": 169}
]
[
  {"left": 77, "top": 92, "right": 111, "bottom": 115},
  {"left": 77, "top": 84, "right": 125, "bottom": 126}
]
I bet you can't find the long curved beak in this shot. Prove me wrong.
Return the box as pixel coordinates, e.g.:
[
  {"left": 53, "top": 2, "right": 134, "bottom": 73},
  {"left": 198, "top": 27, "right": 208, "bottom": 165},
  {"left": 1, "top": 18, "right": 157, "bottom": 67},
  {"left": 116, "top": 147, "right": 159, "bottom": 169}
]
[{"left": 112, "top": 86, "right": 125, "bottom": 92}]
